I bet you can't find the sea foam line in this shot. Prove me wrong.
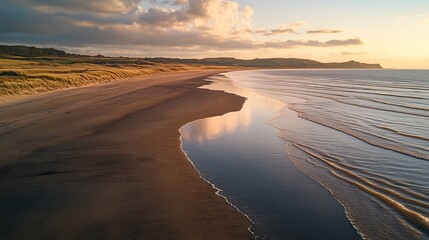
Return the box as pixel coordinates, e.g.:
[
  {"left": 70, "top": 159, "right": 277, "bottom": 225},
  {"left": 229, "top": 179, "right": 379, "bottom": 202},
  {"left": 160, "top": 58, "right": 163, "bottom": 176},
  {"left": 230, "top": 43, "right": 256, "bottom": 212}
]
[
  {"left": 178, "top": 73, "right": 257, "bottom": 238},
  {"left": 179, "top": 126, "right": 257, "bottom": 239}
]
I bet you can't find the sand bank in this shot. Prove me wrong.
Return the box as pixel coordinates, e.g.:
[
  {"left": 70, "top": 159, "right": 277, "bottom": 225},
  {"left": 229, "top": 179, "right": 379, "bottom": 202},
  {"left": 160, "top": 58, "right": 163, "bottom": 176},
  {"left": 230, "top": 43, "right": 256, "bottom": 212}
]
[{"left": 0, "top": 71, "right": 252, "bottom": 239}]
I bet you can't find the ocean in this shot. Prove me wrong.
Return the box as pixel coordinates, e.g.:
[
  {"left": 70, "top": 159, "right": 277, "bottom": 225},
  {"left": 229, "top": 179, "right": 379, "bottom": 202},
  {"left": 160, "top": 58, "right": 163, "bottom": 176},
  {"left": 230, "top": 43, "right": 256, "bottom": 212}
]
[{"left": 181, "top": 69, "right": 428, "bottom": 239}]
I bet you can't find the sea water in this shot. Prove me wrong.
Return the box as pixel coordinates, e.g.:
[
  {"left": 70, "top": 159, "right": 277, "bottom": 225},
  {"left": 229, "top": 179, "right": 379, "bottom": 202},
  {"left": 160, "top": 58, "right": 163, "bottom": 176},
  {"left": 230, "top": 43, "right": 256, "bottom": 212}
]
[{"left": 181, "top": 70, "right": 429, "bottom": 239}]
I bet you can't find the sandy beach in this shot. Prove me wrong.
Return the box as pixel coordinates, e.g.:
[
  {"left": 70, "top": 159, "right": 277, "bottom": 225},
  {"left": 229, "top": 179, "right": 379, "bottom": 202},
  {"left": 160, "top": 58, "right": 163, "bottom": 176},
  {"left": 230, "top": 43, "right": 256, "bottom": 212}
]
[{"left": 0, "top": 71, "right": 252, "bottom": 239}]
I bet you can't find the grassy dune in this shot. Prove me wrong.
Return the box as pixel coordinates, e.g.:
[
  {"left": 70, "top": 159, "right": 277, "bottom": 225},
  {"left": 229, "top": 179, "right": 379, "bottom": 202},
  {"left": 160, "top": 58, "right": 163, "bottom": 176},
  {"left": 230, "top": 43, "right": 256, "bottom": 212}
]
[{"left": 0, "top": 56, "right": 220, "bottom": 97}]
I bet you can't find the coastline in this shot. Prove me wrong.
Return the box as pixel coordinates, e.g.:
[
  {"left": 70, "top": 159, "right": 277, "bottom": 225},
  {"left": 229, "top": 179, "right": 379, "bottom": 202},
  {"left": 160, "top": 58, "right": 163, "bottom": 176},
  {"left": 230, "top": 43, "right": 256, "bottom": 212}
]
[
  {"left": 179, "top": 74, "right": 361, "bottom": 239},
  {"left": 0, "top": 70, "right": 253, "bottom": 239},
  {"left": 205, "top": 69, "right": 428, "bottom": 239}
]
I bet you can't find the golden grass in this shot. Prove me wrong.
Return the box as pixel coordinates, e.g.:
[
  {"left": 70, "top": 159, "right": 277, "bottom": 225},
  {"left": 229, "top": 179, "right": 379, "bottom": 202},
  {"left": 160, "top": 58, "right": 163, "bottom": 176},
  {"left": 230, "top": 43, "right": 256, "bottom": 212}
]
[{"left": 0, "top": 57, "right": 221, "bottom": 97}]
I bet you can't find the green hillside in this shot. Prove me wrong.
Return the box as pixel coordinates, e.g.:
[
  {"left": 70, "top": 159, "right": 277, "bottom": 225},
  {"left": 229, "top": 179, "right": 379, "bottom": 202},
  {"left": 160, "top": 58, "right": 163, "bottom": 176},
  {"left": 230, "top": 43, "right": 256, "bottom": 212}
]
[{"left": 0, "top": 45, "right": 382, "bottom": 69}]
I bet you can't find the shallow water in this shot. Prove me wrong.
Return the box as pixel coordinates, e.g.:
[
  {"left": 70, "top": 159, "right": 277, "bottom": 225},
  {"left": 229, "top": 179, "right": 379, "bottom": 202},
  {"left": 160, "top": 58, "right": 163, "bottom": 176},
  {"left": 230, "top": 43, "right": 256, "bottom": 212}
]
[
  {"left": 181, "top": 70, "right": 429, "bottom": 239},
  {"left": 181, "top": 77, "right": 360, "bottom": 239}
]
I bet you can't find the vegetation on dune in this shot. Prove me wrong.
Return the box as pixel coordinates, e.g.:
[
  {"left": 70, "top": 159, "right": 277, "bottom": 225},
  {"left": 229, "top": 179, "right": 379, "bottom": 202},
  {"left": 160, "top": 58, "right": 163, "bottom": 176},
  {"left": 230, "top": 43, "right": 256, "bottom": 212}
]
[
  {"left": 0, "top": 57, "right": 213, "bottom": 96},
  {"left": 0, "top": 45, "right": 70, "bottom": 57}
]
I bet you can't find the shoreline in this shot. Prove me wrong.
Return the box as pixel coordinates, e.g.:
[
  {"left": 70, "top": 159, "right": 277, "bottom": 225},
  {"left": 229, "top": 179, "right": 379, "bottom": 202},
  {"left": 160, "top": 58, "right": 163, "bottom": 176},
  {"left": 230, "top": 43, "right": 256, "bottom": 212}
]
[
  {"left": 179, "top": 127, "right": 257, "bottom": 237},
  {"left": 0, "top": 70, "right": 253, "bottom": 239},
  {"left": 180, "top": 73, "right": 362, "bottom": 239}
]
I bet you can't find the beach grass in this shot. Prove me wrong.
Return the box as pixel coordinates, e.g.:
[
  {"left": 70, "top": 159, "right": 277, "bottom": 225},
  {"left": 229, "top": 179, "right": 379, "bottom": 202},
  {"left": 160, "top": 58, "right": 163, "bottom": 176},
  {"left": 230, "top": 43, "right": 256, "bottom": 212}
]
[{"left": 0, "top": 56, "right": 219, "bottom": 96}]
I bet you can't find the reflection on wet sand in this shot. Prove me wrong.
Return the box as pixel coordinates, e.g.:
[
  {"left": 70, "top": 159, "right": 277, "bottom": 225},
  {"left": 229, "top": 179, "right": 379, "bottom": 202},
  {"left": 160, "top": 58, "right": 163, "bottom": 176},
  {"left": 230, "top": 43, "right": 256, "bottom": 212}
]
[{"left": 181, "top": 76, "right": 284, "bottom": 143}]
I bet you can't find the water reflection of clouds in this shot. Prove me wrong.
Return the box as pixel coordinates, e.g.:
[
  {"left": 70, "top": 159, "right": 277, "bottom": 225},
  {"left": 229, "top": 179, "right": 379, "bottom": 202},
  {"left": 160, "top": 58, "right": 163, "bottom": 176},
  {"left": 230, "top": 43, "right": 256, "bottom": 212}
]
[
  {"left": 181, "top": 108, "right": 251, "bottom": 144},
  {"left": 181, "top": 76, "right": 284, "bottom": 144}
]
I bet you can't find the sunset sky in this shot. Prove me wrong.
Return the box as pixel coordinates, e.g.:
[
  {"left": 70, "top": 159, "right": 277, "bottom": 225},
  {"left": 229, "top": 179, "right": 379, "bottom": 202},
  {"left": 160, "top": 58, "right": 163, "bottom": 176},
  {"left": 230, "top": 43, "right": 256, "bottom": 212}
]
[{"left": 1, "top": 0, "right": 428, "bottom": 68}]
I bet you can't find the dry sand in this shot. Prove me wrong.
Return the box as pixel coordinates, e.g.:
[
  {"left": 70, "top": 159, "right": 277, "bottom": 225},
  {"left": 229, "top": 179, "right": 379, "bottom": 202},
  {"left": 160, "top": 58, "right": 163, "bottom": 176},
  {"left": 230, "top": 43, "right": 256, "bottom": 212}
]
[{"left": 0, "top": 71, "right": 252, "bottom": 239}]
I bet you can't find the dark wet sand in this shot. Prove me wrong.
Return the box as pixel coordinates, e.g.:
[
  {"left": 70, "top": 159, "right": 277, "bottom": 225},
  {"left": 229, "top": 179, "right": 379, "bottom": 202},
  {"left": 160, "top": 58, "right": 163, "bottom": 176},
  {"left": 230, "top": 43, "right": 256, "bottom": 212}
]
[{"left": 0, "top": 71, "right": 252, "bottom": 240}]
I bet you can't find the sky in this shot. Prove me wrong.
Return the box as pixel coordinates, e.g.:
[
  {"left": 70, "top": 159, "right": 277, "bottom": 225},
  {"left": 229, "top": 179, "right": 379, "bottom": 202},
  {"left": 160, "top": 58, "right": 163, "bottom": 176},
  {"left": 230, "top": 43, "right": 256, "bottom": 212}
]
[{"left": 0, "top": 0, "right": 428, "bottom": 68}]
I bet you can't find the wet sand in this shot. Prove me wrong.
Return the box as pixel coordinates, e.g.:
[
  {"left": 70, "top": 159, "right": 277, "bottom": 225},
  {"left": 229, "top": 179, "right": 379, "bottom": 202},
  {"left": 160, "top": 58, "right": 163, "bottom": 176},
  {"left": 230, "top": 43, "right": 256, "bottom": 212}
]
[{"left": 0, "top": 71, "right": 252, "bottom": 239}]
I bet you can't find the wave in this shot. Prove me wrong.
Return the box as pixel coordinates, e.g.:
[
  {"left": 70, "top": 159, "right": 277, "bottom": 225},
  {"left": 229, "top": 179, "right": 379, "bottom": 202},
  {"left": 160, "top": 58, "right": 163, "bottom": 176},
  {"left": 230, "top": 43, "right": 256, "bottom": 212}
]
[
  {"left": 246, "top": 75, "right": 429, "bottom": 101},
  {"left": 301, "top": 141, "right": 427, "bottom": 203},
  {"left": 375, "top": 125, "right": 429, "bottom": 141},
  {"left": 331, "top": 171, "right": 429, "bottom": 234},
  {"left": 290, "top": 142, "right": 429, "bottom": 234},
  {"left": 284, "top": 141, "right": 424, "bottom": 240},
  {"left": 363, "top": 175, "right": 429, "bottom": 203},
  {"left": 289, "top": 104, "right": 429, "bottom": 161},
  {"left": 294, "top": 142, "right": 429, "bottom": 208},
  {"left": 367, "top": 98, "right": 429, "bottom": 111},
  {"left": 248, "top": 83, "right": 429, "bottom": 118},
  {"left": 333, "top": 98, "right": 429, "bottom": 118}
]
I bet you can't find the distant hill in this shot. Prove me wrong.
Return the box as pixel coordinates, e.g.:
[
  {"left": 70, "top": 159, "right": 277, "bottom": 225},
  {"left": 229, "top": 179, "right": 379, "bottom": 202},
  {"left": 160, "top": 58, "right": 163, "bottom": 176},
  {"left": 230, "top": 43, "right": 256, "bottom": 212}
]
[
  {"left": 0, "top": 45, "right": 382, "bottom": 69},
  {"left": 0, "top": 45, "right": 70, "bottom": 57},
  {"left": 146, "top": 57, "right": 382, "bottom": 69}
]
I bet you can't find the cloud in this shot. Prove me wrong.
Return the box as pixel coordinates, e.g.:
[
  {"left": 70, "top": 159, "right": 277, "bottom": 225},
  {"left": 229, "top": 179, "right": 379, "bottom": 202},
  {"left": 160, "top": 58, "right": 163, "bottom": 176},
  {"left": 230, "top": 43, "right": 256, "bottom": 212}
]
[
  {"left": 307, "top": 29, "right": 343, "bottom": 34},
  {"left": 0, "top": 0, "right": 364, "bottom": 54},
  {"left": 262, "top": 38, "right": 363, "bottom": 48},
  {"left": 5, "top": 0, "right": 141, "bottom": 14},
  {"left": 255, "top": 22, "right": 306, "bottom": 36}
]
